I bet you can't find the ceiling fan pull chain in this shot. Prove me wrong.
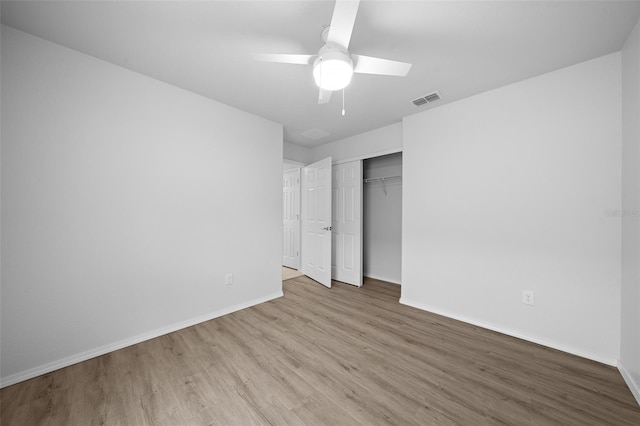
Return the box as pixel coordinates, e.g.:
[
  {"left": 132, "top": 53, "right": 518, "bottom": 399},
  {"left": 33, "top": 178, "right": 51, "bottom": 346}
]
[{"left": 342, "top": 88, "right": 346, "bottom": 116}]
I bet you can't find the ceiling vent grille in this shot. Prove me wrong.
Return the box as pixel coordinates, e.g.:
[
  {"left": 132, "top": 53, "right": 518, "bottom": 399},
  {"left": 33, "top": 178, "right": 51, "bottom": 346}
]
[
  {"left": 412, "top": 97, "right": 428, "bottom": 106},
  {"left": 301, "top": 128, "right": 330, "bottom": 140},
  {"left": 412, "top": 91, "right": 441, "bottom": 106}
]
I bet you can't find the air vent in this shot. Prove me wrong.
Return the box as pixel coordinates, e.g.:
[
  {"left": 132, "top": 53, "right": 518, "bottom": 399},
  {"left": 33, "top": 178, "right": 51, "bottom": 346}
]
[
  {"left": 412, "top": 91, "right": 442, "bottom": 106},
  {"left": 424, "top": 92, "right": 441, "bottom": 102},
  {"left": 412, "top": 97, "right": 428, "bottom": 106},
  {"left": 301, "top": 128, "right": 330, "bottom": 140}
]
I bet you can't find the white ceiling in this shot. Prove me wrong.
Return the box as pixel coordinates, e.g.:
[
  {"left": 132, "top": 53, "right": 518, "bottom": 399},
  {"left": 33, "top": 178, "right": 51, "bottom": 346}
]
[{"left": 2, "top": 1, "right": 639, "bottom": 148}]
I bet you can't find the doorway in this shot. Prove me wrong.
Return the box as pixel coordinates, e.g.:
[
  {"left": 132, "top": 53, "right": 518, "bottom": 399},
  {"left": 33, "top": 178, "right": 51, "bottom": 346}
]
[
  {"left": 363, "top": 153, "right": 402, "bottom": 284},
  {"left": 282, "top": 152, "right": 402, "bottom": 287}
]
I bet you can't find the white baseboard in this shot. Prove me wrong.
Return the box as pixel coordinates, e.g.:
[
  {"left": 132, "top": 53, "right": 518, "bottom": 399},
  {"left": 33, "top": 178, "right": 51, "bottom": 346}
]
[
  {"left": 399, "top": 297, "right": 618, "bottom": 367},
  {"left": 619, "top": 361, "right": 640, "bottom": 406},
  {"left": 364, "top": 274, "right": 402, "bottom": 285},
  {"left": 0, "top": 291, "right": 283, "bottom": 389}
]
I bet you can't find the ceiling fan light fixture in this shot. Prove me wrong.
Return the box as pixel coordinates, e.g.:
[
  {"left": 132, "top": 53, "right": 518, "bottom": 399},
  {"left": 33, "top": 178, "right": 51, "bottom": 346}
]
[{"left": 313, "top": 45, "right": 353, "bottom": 91}]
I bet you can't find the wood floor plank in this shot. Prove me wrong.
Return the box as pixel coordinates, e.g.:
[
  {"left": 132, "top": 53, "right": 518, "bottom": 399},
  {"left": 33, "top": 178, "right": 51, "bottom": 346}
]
[{"left": 2, "top": 276, "right": 639, "bottom": 425}]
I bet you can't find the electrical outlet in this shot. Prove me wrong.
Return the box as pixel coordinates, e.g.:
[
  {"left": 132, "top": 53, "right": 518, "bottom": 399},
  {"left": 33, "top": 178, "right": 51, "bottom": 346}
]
[
  {"left": 225, "top": 273, "right": 233, "bottom": 286},
  {"left": 523, "top": 290, "right": 535, "bottom": 306}
]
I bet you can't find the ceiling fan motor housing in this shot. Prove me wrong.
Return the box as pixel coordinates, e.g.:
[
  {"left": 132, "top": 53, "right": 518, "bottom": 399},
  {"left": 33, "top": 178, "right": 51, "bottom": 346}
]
[{"left": 313, "top": 43, "right": 354, "bottom": 91}]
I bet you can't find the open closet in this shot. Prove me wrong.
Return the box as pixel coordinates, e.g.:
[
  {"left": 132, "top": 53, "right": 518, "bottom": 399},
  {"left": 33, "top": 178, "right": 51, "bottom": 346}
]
[
  {"left": 283, "top": 152, "right": 402, "bottom": 286},
  {"left": 363, "top": 152, "right": 402, "bottom": 285}
]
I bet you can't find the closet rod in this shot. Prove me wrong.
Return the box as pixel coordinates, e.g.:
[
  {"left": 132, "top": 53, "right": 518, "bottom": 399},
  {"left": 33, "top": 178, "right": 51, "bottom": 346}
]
[{"left": 363, "top": 175, "right": 402, "bottom": 183}]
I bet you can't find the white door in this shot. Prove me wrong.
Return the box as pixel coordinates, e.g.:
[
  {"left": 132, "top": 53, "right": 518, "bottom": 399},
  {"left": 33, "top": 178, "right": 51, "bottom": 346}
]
[
  {"left": 301, "top": 157, "right": 332, "bottom": 287},
  {"left": 332, "top": 161, "right": 363, "bottom": 286},
  {"left": 282, "top": 168, "right": 300, "bottom": 269}
]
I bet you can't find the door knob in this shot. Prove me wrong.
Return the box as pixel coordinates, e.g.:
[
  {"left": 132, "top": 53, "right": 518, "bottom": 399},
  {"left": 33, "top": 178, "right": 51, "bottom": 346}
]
[{"left": 322, "top": 226, "right": 333, "bottom": 231}]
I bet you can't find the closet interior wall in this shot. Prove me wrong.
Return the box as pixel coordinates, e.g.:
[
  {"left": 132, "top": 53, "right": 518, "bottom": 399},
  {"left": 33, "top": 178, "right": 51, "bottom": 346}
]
[{"left": 363, "top": 153, "right": 402, "bottom": 284}]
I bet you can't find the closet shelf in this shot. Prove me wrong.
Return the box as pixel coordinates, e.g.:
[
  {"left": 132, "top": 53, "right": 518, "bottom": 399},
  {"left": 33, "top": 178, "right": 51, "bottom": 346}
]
[
  {"left": 363, "top": 175, "right": 402, "bottom": 196},
  {"left": 363, "top": 175, "right": 402, "bottom": 183}
]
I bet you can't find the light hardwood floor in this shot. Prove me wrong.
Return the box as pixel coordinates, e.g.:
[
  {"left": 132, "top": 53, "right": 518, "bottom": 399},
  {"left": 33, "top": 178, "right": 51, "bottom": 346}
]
[
  {"left": 282, "top": 266, "right": 304, "bottom": 281},
  {"left": 2, "top": 276, "right": 639, "bottom": 425}
]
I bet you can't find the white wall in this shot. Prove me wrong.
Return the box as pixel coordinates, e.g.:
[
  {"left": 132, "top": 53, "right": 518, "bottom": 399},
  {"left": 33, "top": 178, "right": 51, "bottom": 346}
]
[
  {"left": 284, "top": 141, "right": 312, "bottom": 164},
  {"left": 620, "top": 17, "right": 640, "bottom": 403},
  {"left": 0, "top": 26, "right": 283, "bottom": 386},
  {"left": 310, "top": 122, "right": 402, "bottom": 164},
  {"left": 402, "top": 53, "right": 622, "bottom": 365},
  {"left": 283, "top": 159, "right": 304, "bottom": 172},
  {"left": 363, "top": 154, "right": 402, "bottom": 284}
]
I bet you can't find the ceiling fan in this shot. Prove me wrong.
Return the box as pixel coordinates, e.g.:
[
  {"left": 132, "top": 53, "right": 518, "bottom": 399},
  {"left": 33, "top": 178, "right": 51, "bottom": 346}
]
[{"left": 254, "top": 0, "right": 412, "bottom": 105}]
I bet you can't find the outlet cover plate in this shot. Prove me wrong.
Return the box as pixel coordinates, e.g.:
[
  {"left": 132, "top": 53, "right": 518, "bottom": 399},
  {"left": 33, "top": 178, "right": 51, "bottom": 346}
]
[{"left": 523, "top": 290, "right": 535, "bottom": 306}]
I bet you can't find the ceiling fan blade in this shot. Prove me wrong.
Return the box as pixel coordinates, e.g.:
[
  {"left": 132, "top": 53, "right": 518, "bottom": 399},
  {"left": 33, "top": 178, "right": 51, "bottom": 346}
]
[
  {"left": 352, "top": 54, "right": 412, "bottom": 76},
  {"left": 318, "top": 88, "right": 332, "bottom": 104},
  {"left": 326, "top": 0, "right": 360, "bottom": 49},
  {"left": 252, "top": 53, "right": 315, "bottom": 65}
]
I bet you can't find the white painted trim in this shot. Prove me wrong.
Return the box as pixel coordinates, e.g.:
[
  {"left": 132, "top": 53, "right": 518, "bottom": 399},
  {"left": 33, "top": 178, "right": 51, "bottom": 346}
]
[
  {"left": 399, "top": 297, "right": 618, "bottom": 367},
  {"left": 619, "top": 361, "right": 640, "bottom": 406},
  {"left": 0, "top": 291, "right": 284, "bottom": 388},
  {"left": 364, "top": 274, "right": 401, "bottom": 285},
  {"left": 332, "top": 147, "right": 402, "bottom": 166}
]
